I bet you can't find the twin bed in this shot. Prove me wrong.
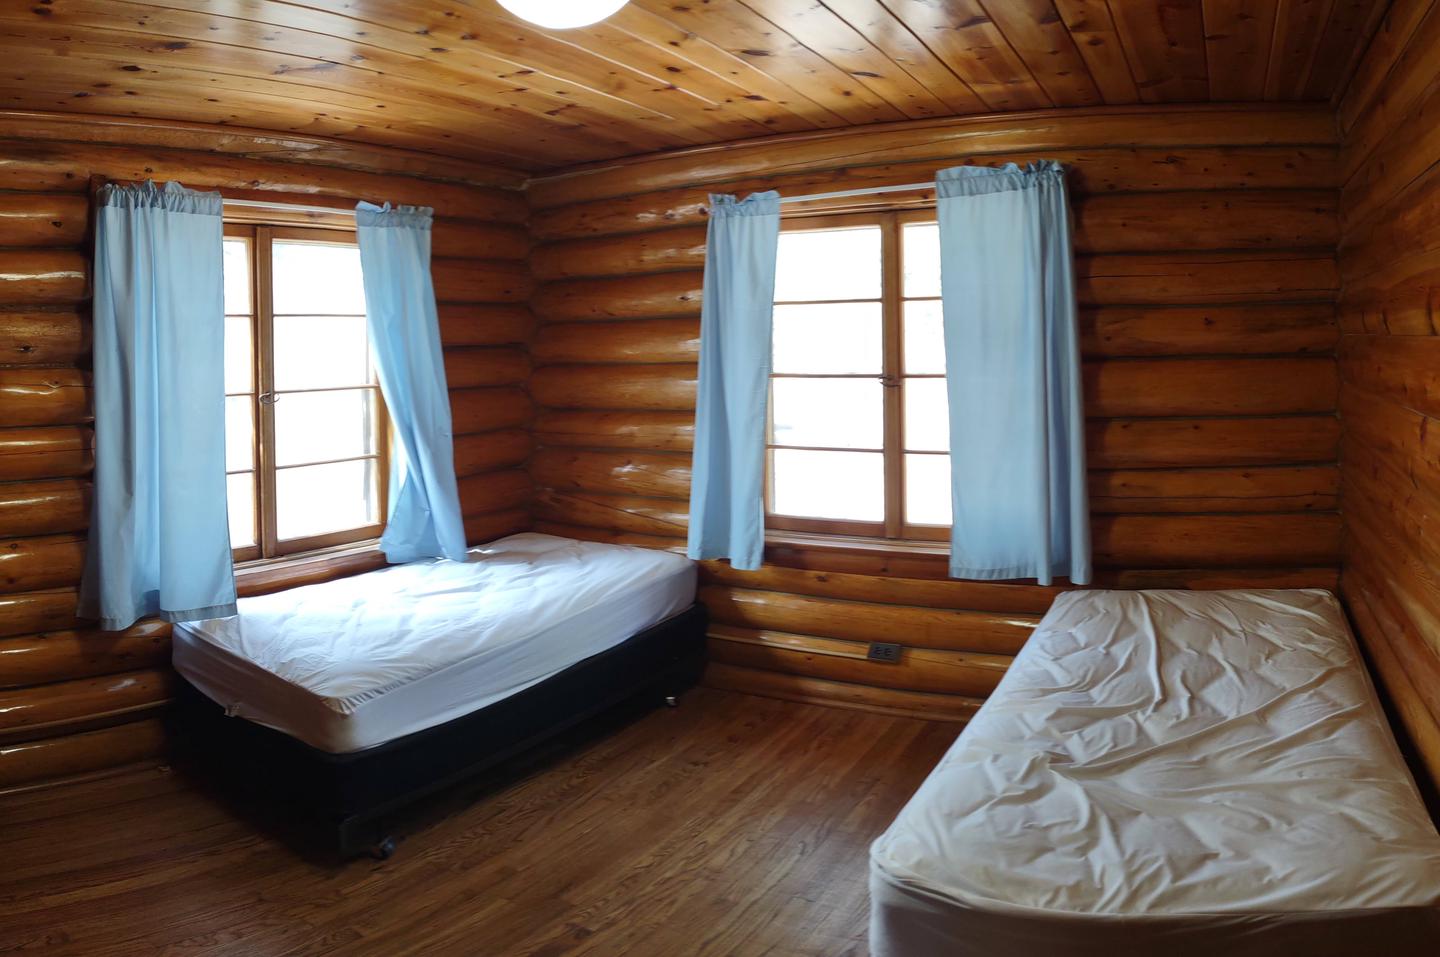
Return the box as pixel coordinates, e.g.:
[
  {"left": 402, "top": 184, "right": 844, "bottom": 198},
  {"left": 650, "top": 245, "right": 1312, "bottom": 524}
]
[
  {"left": 169, "top": 536, "right": 1440, "bottom": 948},
  {"left": 870, "top": 589, "right": 1440, "bottom": 955},
  {"left": 169, "top": 533, "right": 706, "bottom": 857}
]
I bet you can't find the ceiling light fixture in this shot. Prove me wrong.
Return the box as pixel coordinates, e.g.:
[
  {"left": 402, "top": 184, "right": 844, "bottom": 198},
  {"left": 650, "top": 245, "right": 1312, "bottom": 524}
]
[{"left": 495, "top": 0, "right": 629, "bottom": 30}]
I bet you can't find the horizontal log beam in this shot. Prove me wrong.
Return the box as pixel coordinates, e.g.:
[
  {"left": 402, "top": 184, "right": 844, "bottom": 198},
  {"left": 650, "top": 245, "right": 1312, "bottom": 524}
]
[
  {"left": 442, "top": 346, "right": 529, "bottom": 389},
  {"left": 533, "top": 410, "right": 1339, "bottom": 465},
  {"left": 1086, "top": 415, "right": 1339, "bottom": 468},
  {"left": 531, "top": 448, "right": 690, "bottom": 499},
  {"left": 0, "top": 425, "right": 93, "bottom": 480},
  {"left": 0, "top": 717, "right": 164, "bottom": 791},
  {"left": 1339, "top": 334, "right": 1440, "bottom": 420},
  {"left": 0, "top": 534, "right": 86, "bottom": 595},
  {"left": 700, "top": 585, "right": 1036, "bottom": 655},
  {"left": 437, "top": 304, "right": 533, "bottom": 348},
  {"left": 456, "top": 469, "right": 532, "bottom": 516},
  {"left": 452, "top": 429, "right": 531, "bottom": 478},
  {"left": 1092, "top": 513, "right": 1340, "bottom": 567},
  {"left": 531, "top": 192, "right": 1338, "bottom": 280},
  {"left": 0, "top": 478, "right": 90, "bottom": 538},
  {"left": 0, "top": 587, "right": 80, "bottom": 638},
  {"left": 529, "top": 357, "right": 1335, "bottom": 417},
  {"left": 0, "top": 310, "right": 89, "bottom": 366},
  {"left": 531, "top": 254, "right": 1338, "bottom": 323},
  {"left": 528, "top": 106, "right": 1336, "bottom": 207},
  {"left": 703, "top": 661, "right": 981, "bottom": 723},
  {"left": 531, "top": 150, "right": 1341, "bottom": 239},
  {"left": 0, "top": 250, "right": 88, "bottom": 306},
  {"left": 449, "top": 387, "right": 532, "bottom": 435},
  {"left": 534, "top": 410, "right": 695, "bottom": 452},
  {"left": 0, "top": 669, "right": 171, "bottom": 743},
  {"left": 1087, "top": 465, "right": 1338, "bottom": 513},
  {"left": 708, "top": 625, "right": 1011, "bottom": 698},
  {"left": 431, "top": 220, "right": 529, "bottom": 261},
  {"left": 462, "top": 507, "right": 530, "bottom": 547},
  {"left": 0, "top": 621, "right": 170, "bottom": 689},
  {"left": 0, "top": 193, "right": 88, "bottom": 248},
  {"left": 529, "top": 304, "right": 1335, "bottom": 366},
  {"left": 0, "top": 369, "right": 90, "bottom": 428},
  {"left": 700, "top": 562, "right": 1063, "bottom": 614},
  {"left": 431, "top": 259, "right": 531, "bottom": 304},
  {"left": 534, "top": 489, "right": 688, "bottom": 538},
  {"left": 531, "top": 364, "right": 697, "bottom": 411}
]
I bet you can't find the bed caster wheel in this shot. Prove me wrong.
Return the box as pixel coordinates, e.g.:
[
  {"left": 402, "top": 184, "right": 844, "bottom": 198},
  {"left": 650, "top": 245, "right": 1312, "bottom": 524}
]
[
  {"left": 368, "top": 837, "right": 396, "bottom": 861},
  {"left": 664, "top": 695, "right": 678, "bottom": 708}
]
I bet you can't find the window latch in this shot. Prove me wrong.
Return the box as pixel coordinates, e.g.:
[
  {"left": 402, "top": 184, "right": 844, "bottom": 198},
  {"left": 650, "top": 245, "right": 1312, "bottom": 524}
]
[
  {"left": 880, "top": 374, "right": 900, "bottom": 388},
  {"left": 258, "top": 392, "right": 278, "bottom": 405}
]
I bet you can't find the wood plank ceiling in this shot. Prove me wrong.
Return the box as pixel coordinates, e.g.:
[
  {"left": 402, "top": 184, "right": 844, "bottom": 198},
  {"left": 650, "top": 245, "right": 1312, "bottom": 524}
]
[{"left": 0, "top": 0, "right": 1390, "bottom": 170}]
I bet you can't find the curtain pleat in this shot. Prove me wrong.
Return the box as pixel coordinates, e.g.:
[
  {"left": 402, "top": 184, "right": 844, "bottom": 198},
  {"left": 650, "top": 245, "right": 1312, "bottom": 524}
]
[
  {"left": 936, "top": 163, "right": 1091, "bottom": 585},
  {"left": 78, "top": 181, "right": 237, "bottom": 630},
  {"left": 686, "top": 191, "right": 781, "bottom": 570},
  {"left": 355, "top": 201, "right": 468, "bottom": 564}
]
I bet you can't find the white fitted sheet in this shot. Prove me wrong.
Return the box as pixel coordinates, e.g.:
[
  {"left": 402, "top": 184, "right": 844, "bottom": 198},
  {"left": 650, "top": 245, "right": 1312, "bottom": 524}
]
[
  {"left": 173, "top": 534, "right": 696, "bottom": 753},
  {"left": 870, "top": 589, "right": 1440, "bottom": 957}
]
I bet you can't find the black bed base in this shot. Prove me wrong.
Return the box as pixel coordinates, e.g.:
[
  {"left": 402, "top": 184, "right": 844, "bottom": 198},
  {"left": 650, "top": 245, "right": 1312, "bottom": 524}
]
[{"left": 167, "top": 603, "right": 708, "bottom": 859}]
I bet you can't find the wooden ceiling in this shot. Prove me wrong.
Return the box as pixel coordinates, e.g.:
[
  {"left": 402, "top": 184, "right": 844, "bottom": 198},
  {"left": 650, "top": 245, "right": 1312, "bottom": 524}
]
[{"left": 0, "top": 1, "right": 1391, "bottom": 171}]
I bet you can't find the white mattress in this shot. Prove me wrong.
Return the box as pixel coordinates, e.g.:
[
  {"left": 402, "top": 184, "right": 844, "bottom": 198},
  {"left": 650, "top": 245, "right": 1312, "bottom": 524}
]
[
  {"left": 173, "top": 533, "right": 696, "bottom": 753},
  {"left": 870, "top": 589, "right": 1440, "bottom": 957}
]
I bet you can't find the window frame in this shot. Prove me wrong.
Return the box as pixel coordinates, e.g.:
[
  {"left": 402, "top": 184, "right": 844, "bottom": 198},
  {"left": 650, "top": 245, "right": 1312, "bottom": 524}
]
[
  {"left": 223, "top": 221, "right": 390, "bottom": 562},
  {"left": 765, "top": 207, "right": 947, "bottom": 543}
]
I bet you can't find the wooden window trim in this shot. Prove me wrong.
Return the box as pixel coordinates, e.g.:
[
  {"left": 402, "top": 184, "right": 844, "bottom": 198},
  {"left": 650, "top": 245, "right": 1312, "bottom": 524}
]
[
  {"left": 766, "top": 207, "right": 949, "bottom": 544},
  {"left": 224, "top": 220, "right": 390, "bottom": 565}
]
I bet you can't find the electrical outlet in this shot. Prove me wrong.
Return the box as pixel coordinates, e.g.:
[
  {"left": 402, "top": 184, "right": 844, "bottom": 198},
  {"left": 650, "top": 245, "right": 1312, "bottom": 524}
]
[{"left": 867, "top": 642, "right": 902, "bottom": 663}]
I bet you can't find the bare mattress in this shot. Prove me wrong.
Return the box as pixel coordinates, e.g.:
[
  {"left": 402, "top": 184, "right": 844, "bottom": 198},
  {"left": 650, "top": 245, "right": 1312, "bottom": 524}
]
[
  {"left": 173, "top": 534, "right": 697, "bottom": 753},
  {"left": 869, "top": 588, "right": 1440, "bottom": 956}
]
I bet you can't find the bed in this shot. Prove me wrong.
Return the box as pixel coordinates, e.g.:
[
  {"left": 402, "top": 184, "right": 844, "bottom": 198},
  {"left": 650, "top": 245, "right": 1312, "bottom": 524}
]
[
  {"left": 869, "top": 589, "right": 1440, "bottom": 957},
  {"left": 168, "top": 533, "right": 706, "bottom": 857}
]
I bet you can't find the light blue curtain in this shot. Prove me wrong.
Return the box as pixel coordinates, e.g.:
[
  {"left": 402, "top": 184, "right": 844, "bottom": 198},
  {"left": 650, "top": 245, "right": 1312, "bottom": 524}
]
[
  {"left": 78, "top": 181, "right": 237, "bottom": 631},
  {"left": 355, "top": 201, "right": 467, "bottom": 563},
  {"left": 686, "top": 191, "right": 781, "bottom": 570},
  {"left": 936, "top": 162, "right": 1090, "bottom": 585}
]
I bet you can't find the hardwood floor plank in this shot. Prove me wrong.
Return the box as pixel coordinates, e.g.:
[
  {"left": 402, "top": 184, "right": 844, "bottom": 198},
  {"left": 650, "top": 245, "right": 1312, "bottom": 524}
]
[{"left": 0, "top": 689, "right": 955, "bottom": 957}]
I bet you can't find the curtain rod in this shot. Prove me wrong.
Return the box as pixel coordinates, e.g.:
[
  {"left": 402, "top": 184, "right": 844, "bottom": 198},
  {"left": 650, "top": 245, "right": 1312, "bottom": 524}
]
[
  {"left": 222, "top": 197, "right": 352, "bottom": 216},
  {"left": 776, "top": 181, "right": 934, "bottom": 205}
]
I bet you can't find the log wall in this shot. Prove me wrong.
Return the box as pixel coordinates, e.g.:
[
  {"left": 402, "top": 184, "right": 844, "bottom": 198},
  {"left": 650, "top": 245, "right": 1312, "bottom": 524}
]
[
  {"left": 0, "top": 114, "right": 531, "bottom": 791},
  {"left": 1334, "top": 0, "right": 1440, "bottom": 795},
  {"left": 526, "top": 106, "right": 1343, "bottom": 722}
]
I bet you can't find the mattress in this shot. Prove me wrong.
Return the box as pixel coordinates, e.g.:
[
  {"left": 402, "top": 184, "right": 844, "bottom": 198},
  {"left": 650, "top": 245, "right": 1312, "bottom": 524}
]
[
  {"left": 870, "top": 589, "right": 1440, "bottom": 957},
  {"left": 173, "top": 533, "right": 697, "bottom": 753}
]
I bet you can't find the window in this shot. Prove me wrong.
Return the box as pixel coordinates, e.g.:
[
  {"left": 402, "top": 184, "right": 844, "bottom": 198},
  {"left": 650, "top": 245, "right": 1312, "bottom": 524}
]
[
  {"left": 767, "top": 210, "right": 949, "bottom": 541},
  {"left": 223, "top": 224, "right": 388, "bottom": 560}
]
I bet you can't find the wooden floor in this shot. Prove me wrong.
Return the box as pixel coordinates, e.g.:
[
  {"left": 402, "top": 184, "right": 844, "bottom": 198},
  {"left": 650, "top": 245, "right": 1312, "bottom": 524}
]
[{"left": 0, "top": 689, "right": 957, "bottom": 957}]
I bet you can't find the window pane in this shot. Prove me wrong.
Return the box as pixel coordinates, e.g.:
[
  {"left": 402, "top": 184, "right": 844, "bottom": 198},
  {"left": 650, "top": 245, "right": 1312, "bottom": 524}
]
[
  {"left": 906, "top": 454, "right": 951, "bottom": 526},
  {"left": 903, "top": 300, "right": 945, "bottom": 375},
  {"left": 273, "top": 315, "right": 373, "bottom": 390},
  {"left": 772, "top": 303, "right": 882, "bottom": 374},
  {"left": 774, "top": 226, "right": 882, "bottom": 302},
  {"left": 903, "top": 222, "right": 940, "bottom": 298},
  {"left": 227, "top": 471, "right": 256, "bottom": 548},
  {"left": 223, "top": 238, "right": 250, "bottom": 315},
  {"left": 771, "top": 449, "right": 883, "bottom": 521},
  {"left": 274, "top": 389, "right": 379, "bottom": 466},
  {"left": 904, "top": 378, "right": 950, "bottom": 452},
  {"left": 272, "top": 240, "right": 366, "bottom": 314},
  {"left": 225, "top": 316, "right": 252, "bottom": 394},
  {"left": 772, "top": 378, "right": 882, "bottom": 449},
  {"left": 225, "top": 396, "right": 253, "bottom": 472},
  {"left": 276, "top": 459, "right": 380, "bottom": 541}
]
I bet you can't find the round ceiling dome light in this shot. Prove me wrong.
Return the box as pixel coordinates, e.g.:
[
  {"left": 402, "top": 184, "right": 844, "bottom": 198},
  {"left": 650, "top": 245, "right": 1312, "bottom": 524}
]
[{"left": 495, "top": 0, "right": 629, "bottom": 29}]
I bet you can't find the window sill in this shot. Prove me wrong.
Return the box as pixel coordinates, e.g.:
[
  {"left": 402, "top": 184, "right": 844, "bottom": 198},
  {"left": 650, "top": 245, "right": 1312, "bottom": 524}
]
[
  {"left": 235, "top": 538, "right": 387, "bottom": 597},
  {"left": 764, "top": 530, "right": 950, "bottom": 559}
]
